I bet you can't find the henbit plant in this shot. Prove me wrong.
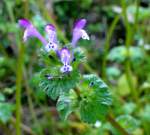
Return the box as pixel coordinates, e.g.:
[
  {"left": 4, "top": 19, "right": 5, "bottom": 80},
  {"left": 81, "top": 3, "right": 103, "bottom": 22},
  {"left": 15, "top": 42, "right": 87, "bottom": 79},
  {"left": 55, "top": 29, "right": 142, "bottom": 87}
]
[{"left": 19, "top": 18, "right": 129, "bottom": 135}]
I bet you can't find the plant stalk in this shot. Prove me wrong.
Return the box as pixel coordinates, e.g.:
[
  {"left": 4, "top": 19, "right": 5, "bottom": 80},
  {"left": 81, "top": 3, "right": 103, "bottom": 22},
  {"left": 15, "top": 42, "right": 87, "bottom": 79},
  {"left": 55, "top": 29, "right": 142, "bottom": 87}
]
[
  {"left": 16, "top": 40, "right": 24, "bottom": 135},
  {"left": 102, "top": 15, "right": 120, "bottom": 80},
  {"left": 107, "top": 114, "right": 130, "bottom": 135},
  {"left": 121, "top": 0, "right": 139, "bottom": 104}
]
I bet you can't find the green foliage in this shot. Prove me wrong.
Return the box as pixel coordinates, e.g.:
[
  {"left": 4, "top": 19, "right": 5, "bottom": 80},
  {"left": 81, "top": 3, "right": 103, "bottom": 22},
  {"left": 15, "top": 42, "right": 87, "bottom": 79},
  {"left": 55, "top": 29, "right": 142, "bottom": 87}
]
[
  {"left": 117, "top": 74, "right": 137, "bottom": 96},
  {"left": 0, "top": 93, "right": 14, "bottom": 123},
  {"left": 39, "top": 68, "right": 80, "bottom": 100},
  {"left": 127, "top": 5, "right": 150, "bottom": 22},
  {"left": 0, "top": 93, "right": 5, "bottom": 102},
  {"left": 106, "top": 66, "right": 121, "bottom": 80},
  {"left": 109, "top": 115, "right": 139, "bottom": 135},
  {"left": 0, "top": 103, "right": 14, "bottom": 123},
  {"left": 56, "top": 90, "right": 78, "bottom": 120},
  {"left": 116, "top": 115, "right": 140, "bottom": 133},
  {"left": 79, "top": 74, "right": 112, "bottom": 123},
  {"left": 73, "top": 47, "right": 86, "bottom": 63},
  {"left": 122, "top": 102, "right": 136, "bottom": 114},
  {"left": 140, "top": 105, "right": 150, "bottom": 123},
  {"left": 108, "top": 46, "right": 144, "bottom": 64},
  {"left": 56, "top": 74, "right": 112, "bottom": 123}
]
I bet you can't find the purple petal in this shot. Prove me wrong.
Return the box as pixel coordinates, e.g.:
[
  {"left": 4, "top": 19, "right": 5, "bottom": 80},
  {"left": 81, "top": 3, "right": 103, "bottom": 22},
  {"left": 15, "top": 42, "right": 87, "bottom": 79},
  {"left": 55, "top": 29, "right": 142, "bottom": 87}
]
[
  {"left": 45, "top": 24, "right": 56, "bottom": 32},
  {"left": 71, "top": 29, "right": 82, "bottom": 47},
  {"left": 71, "top": 19, "right": 89, "bottom": 47},
  {"left": 59, "top": 47, "right": 72, "bottom": 65},
  {"left": 45, "top": 24, "right": 58, "bottom": 44},
  {"left": 71, "top": 29, "right": 89, "bottom": 47},
  {"left": 19, "top": 18, "right": 47, "bottom": 45},
  {"left": 18, "top": 19, "right": 31, "bottom": 28},
  {"left": 73, "top": 19, "right": 87, "bottom": 29}
]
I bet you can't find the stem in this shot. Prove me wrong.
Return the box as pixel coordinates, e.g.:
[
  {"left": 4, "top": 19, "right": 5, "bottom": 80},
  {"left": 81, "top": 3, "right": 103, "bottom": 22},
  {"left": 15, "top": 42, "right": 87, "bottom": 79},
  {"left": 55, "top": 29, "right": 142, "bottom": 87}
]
[
  {"left": 11, "top": 117, "right": 36, "bottom": 135},
  {"left": 102, "top": 15, "right": 120, "bottom": 80},
  {"left": 16, "top": 39, "right": 24, "bottom": 135},
  {"left": 133, "top": 0, "right": 140, "bottom": 33},
  {"left": 5, "top": 1, "right": 24, "bottom": 134},
  {"left": 5, "top": 1, "right": 15, "bottom": 22},
  {"left": 121, "top": 0, "right": 139, "bottom": 104},
  {"left": 107, "top": 114, "right": 129, "bottom": 135}
]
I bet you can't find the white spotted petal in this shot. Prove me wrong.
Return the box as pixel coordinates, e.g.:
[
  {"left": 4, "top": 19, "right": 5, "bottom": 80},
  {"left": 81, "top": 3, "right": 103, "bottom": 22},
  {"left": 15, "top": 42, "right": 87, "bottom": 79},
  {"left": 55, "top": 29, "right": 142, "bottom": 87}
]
[{"left": 81, "top": 29, "right": 90, "bottom": 40}]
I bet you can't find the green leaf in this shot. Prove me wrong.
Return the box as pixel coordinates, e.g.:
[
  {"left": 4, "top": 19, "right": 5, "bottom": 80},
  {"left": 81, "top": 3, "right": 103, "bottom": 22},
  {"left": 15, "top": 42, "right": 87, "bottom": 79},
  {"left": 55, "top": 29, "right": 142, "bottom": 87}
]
[
  {"left": 56, "top": 90, "right": 78, "bottom": 120},
  {"left": 39, "top": 68, "right": 80, "bottom": 100},
  {"left": 106, "top": 67, "right": 121, "bottom": 80},
  {"left": 73, "top": 47, "right": 86, "bottom": 63},
  {"left": 0, "top": 93, "right": 5, "bottom": 102},
  {"left": 108, "top": 115, "right": 139, "bottom": 135},
  {"left": 117, "top": 74, "right": 137, "bottom": 96},
  {"left": 123, "top": 102, "right": 136, "bottom": 114},
  {"left": 140, "top": 105, "right": 150, "bottom": 122},
  {"left": 0, "top": 103, "right": 14, "bottom": 123},
  {"left": 116, "top": 115, "right": 140, "bottom": 134},
  {"left": 127, "top": 5, "right": 150, "bottom": 22},
  {"left": 79, "top": 74, "right": 112, "bottom": 123},
  {"left": 108, "top": 46, "right": 144, "bottom": 64}
]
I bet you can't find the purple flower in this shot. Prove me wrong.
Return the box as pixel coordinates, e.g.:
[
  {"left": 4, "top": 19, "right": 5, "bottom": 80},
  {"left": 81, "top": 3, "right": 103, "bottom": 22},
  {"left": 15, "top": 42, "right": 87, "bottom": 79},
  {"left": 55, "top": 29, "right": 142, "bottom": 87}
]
[
  {"left": 59, "top": 48, "right": 73, "bottom": 73},
  {"left": 19, "top": 18, "right": 90, "bottom": 73},
  {"left": 18, "top": 19, "right": 47, "bottom": 45},
  {"left": 44, "top": 24, "right": 58, "bottom": 52},
  {"left": 71, "top": 19, "right": 90, "bottom": 47}
]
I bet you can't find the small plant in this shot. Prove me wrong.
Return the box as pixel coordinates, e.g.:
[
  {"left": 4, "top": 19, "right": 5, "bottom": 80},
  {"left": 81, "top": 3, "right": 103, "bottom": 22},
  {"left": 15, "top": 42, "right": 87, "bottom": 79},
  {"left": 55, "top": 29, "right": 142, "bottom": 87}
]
[{"left": 19, "top": 18, "right": 112, "bottom": 123}]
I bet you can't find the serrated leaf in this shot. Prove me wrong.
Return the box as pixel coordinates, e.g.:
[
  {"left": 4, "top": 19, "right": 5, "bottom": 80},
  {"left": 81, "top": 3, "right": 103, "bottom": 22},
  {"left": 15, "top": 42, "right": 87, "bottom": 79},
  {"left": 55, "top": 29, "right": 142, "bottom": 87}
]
[
  {"left": 56, "top": 90, "right": 78, "bottom": 120},
  {"left": 79, "top": 74, "right": 112, "bottom": 123},
  {"left": 0, "top": 103, "right": 14, "bottom": 123},
  {"left": 39, "top": 68, "right": 80, "bottom": 100}
]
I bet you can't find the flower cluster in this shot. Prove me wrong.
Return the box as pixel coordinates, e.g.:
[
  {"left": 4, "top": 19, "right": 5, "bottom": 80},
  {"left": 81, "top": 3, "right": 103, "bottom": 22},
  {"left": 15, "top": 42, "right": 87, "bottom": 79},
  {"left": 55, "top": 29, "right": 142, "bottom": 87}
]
[{"left": 19, "top": 18, "right": 89, "bottom": 73}]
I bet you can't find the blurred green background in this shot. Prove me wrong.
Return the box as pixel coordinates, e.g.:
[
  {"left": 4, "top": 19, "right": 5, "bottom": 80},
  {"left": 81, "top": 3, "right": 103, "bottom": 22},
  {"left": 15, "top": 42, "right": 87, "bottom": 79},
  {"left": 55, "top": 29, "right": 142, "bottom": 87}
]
[{"left": 0, "top": 0, "right": 150, "bottom": 135}]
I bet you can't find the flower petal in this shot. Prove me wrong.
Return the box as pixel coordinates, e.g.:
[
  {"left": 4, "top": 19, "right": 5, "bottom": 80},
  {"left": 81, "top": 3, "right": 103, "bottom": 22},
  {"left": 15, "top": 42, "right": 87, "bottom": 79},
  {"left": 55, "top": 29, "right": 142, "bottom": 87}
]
[
  {"left": 80, "top": 29, "right": 90, "bottom": 40},
  {"left": 71, "top": 29, "right": 82, "bottom": 47},
  {"left": 71, "top": 18, "right": 89, "bottom": 47},
  {"left": 74, "top": 19, "right": 87, "bottom": 29},
  {"left": 45, "top": 24, "right": 58, "bottom": 44},
  {"left": 71, "top": 29, "right": 89, "bottom": 47},
  {"left": 59, "top": 48, "right": 72, "bottom": 65},
  {"left": 19, "top": 18, "right": 47, "bottom": 45},
  {"left": 19, "top": 19, "right": 31, "bottom": 28}
]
